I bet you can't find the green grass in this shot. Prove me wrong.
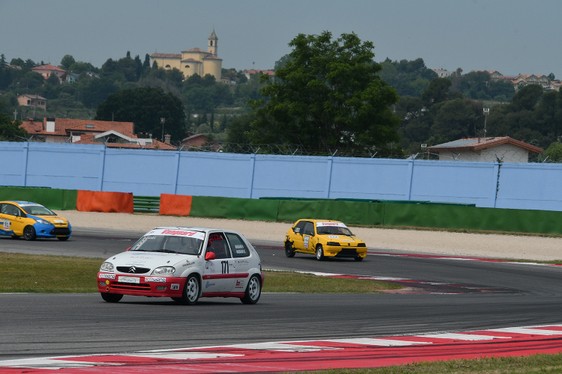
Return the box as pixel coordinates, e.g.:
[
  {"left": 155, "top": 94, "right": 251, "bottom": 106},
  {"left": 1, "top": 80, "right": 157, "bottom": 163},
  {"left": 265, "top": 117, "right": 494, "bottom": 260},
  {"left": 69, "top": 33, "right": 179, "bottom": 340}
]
[
  {"left": 0, "top": 252, "right": 401, "bottom": 293},
  {"left": 313, "top": 353, "right": 562, "bottom": 373}
]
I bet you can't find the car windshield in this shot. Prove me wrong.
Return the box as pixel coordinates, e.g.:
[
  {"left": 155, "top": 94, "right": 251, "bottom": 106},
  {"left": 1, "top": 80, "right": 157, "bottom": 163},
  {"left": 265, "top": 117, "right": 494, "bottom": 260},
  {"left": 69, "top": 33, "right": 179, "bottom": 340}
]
[
  {"left": 316, "top": 225, "right": 353, "bottom": 236},
  {"left": 131, "top": 234, "right": 203, "bottom": 255},
  {"left": 21, "top": 205, "right": 56, "bottom": 216}
]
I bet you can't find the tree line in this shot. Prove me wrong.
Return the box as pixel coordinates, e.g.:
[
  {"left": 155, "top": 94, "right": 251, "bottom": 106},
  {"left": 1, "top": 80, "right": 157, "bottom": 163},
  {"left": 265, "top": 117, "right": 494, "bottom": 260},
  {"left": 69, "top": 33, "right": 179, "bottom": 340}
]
[{"left": 1, "top": 32, "right": 562, "bottom": 161}]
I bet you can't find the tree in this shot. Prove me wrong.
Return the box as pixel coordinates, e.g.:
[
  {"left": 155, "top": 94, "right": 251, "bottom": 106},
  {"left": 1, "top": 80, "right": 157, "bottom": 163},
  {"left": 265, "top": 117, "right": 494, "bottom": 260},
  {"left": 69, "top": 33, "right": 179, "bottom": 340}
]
[
  {"left": 60, "top": 55, "right": 76, "bottom": 70},
  {"left": 0, "top": 113, "right": 27, "bottom": 141},
  {"left": 430, "top": 98, "right": 480, "bottom": 143},
  {"left": 95, "top": 87, "right": 186, "bottom": 143},
  {"left": 248, "top": 31, "right": 400, "bottom": 156},
  {"left": 544, "top": 142, "right": 562, "bottom": 162}
]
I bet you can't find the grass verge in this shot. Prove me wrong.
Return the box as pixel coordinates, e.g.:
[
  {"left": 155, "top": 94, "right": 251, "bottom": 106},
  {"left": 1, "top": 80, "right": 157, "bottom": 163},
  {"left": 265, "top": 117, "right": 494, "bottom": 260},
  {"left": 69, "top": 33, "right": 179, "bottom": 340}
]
[{"left": 0, "top": 252, "right": 401, "bottom": 293}]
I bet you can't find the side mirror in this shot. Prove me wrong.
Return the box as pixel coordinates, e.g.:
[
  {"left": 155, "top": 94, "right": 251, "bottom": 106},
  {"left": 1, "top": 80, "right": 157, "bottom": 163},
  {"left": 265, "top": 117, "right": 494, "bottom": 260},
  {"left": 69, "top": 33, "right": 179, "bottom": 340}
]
[
  {"left": 205, "top": 251, "right": 216, "bottom": 261},
  {"left": 293, "top": 227, "right": 300, "bottom": 234}
]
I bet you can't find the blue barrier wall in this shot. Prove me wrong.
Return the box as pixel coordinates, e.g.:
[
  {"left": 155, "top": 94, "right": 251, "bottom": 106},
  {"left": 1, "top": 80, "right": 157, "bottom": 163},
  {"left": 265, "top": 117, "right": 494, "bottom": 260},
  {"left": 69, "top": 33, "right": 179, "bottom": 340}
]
[{"left": 1, "top": 141, "right": 562, "bottom": 211}]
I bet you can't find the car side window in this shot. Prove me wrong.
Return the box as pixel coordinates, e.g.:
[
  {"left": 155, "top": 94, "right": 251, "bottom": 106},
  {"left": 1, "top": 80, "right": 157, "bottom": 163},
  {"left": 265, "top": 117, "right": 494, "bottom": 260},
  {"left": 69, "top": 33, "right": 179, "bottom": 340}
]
[
  {"left": 295, "top": 220, "right": 306, "bottom": 234},
  {"left": 207, "top": 232, "right": 231, "bottom": 259},
  {"left": 303, "top": 221, "right": 314, "bottom": 236},
  {"left": 226, "top": 233, "right": 250, "bottom": 258},
  {"left": 2, "top": 204, "right": 20, "bottom": 217}
]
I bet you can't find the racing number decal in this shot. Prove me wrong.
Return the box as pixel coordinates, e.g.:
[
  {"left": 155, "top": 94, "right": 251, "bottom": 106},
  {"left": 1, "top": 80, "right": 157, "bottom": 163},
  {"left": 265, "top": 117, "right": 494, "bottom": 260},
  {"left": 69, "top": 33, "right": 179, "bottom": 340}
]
[
  {"left": 221, "top": 261, "right": 229, "bottom": 274},
  {"left": 1, "top": 220, "right": 10, "bottom": 230},
  {"left": 304, "top": 235, "right": 310, "bottom": 249}
]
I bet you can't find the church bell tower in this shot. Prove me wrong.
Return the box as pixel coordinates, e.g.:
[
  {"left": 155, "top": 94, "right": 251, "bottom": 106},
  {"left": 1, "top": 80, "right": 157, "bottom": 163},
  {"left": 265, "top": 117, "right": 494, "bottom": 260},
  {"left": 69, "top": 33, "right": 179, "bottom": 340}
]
[{"left": 208, "top": 29, "right": 218, "bottom": 56}]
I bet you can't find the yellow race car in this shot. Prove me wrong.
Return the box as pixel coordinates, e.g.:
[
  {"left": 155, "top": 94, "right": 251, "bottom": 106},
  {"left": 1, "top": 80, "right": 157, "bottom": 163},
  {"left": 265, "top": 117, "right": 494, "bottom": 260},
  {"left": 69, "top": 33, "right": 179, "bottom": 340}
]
[
  {"left": 284, "top": 219, "right": 367, "bottom": 261},
  {"left": 0, "top": 200, "right": 72, "bottom": 241}
]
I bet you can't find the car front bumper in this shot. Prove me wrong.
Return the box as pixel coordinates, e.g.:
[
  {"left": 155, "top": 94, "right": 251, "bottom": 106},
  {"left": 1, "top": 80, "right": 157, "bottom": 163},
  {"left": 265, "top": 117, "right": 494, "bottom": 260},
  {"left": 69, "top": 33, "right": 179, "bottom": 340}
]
[{"left": 97, "top": 272, "right": 186, "bottom": 297}]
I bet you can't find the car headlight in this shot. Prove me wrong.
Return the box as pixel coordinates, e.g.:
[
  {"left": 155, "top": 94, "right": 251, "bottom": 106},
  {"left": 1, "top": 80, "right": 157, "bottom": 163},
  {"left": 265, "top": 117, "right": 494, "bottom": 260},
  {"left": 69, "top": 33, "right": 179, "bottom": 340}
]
[
  {"left": 100, "top": 262, "right": 114, "bottom": 272},
  {"left": 326, "top": 241, "right": 340, "bottom": 246},
  {"left": 35, "top": 218, "right": 50, "bottom": 225},
  {"left": 152, "top": 266, "right": 175, "bottom": 275}
]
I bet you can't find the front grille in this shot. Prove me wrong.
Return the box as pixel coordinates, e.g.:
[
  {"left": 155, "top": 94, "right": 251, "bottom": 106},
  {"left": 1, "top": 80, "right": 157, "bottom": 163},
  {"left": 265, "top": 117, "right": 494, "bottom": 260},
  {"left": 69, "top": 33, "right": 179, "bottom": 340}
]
[
  {"left": 50, "top": 228, "right": 71, "bottom": 235},
  {"left": 113, "top": 282, "right": 151, "bottom": 291},
  {"left": 336, "top": 248, "right": 359, "bottom": 258},
  {"left": 117, "top": 266, "right": 151, "bottom": 274}
]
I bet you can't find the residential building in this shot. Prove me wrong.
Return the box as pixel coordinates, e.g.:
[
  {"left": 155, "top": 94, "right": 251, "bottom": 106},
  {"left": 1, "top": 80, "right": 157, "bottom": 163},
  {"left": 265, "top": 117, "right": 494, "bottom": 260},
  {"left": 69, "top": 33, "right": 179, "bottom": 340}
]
[
  {"left": 20, "top": 117, "right": 175, "bottom": 150},
  {"left": 31, "top": 64, "right": 67, "bottom": 82},
  {"left": 149, "top": 30, "right": 222, "bottom": 81},
  {"left": 427, "top": 137, "right": 543, "bottom": 163},
  {"left": 17, "top": 94, "right": 47, "bottom": 111}
]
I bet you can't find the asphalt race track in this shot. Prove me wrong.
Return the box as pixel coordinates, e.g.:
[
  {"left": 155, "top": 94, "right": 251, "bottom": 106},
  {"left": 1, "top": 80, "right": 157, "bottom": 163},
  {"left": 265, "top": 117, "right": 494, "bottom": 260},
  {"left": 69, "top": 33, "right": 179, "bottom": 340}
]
[{"left": 1, "top": 228, "right": 562, "bottom": 367}]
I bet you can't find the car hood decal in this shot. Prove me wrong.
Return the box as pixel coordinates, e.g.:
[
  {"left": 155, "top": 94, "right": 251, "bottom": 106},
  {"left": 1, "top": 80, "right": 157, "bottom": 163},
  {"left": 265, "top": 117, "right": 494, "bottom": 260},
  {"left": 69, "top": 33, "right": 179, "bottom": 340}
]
[{"left": 109, "top": 251, "right": 196, "bottom": 269}]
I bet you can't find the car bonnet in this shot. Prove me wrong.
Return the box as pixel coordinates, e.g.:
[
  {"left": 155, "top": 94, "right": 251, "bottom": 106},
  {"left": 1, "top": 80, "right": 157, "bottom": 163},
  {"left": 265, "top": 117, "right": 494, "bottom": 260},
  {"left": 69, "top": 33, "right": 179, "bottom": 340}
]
[{"left": 107, "top": 250, "right": 196, "bottom": 269}]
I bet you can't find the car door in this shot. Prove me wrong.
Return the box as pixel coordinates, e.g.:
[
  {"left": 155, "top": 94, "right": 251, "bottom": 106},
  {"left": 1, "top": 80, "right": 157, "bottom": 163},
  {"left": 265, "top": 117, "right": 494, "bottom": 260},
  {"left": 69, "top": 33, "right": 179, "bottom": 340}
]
[
  {"left": 202, "top": 232, "right": 236, "bottom": 294},
  {"left": 0, "top": 203, "right": 13, "bottom": 236},
  {"left": 290, "top": 220, "right": 308, "bottom": 252},
  {"left": 301, "top": 221, "right": 316, "bottom": 253},
  {"left": 0, "top": 203, "right": 25, "bottom": 236},
  {"left": 225, "top": 232, "right": 253, "bottom": 293}
]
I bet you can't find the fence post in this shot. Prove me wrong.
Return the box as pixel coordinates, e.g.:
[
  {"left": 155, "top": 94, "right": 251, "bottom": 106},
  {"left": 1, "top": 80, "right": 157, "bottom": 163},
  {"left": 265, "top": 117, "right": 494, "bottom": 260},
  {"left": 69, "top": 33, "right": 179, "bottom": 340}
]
[
  {"left": 325, "top": 156, "right": 334, "bottom": 198},
  {"left": 98, "top": 146, "right": 106, "bottom": 191},
  {"left": 249, "top": 153, "right": 257, "bottom": 198},
  {"left": 407, "top": 159, "right": 415, "bottom": 201},
  {"left": 22, "top": 142, "right": 29, "bottom": 186},
  {"left": 173, "top": 151, "right": 181, "bottom": 194}
]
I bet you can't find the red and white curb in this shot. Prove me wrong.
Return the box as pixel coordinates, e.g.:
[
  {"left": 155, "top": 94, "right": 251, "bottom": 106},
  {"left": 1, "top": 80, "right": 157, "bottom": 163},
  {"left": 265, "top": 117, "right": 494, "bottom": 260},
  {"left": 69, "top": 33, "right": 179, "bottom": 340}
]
[{"left": 2, "top": 324, "right": 562, "bottom": 373}]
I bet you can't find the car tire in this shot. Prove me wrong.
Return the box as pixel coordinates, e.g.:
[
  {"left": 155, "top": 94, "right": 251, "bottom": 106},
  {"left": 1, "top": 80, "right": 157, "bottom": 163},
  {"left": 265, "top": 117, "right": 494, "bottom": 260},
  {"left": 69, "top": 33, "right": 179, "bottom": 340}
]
[
  {"left": 23, "top": 226, "right": 36, "bottom": 241},
  {"left": 354, "top": 255, "right": 364, "bottom": 262},
  {"left": 57, "top": 236, "right": 69, "bottom": 241},
  {"left": 241, "top": 274, "right": 262, "bottom": 304},
  {"left": 176, "top": 274, "right": 200, "bottom": 305},
  {"left": 101, "top": 293, "right": 123, "bottom": 303},
  {"left": 315, "top": 244, "right": 324, "bottom": 261},
  {"left": 284, "top": 241, "right": 296, "bottom": 258}
]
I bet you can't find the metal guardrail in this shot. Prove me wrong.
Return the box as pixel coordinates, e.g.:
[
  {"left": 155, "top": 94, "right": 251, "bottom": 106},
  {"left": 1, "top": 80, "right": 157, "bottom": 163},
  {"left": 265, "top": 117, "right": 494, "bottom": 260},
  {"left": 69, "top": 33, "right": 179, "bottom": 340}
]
[{"left": 133, "top": 196, "right": 160, "bottom": 213}]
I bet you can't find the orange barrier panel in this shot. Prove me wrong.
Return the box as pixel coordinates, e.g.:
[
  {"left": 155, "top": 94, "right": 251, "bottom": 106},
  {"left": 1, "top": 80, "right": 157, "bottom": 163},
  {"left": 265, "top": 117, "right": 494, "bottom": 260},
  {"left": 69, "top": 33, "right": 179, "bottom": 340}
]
[
  {"left": 159, "top": 194, "right": 192, "bottom": 216},
  {"left": 76, "top": 190, "right": 134, "bottom": 213}
]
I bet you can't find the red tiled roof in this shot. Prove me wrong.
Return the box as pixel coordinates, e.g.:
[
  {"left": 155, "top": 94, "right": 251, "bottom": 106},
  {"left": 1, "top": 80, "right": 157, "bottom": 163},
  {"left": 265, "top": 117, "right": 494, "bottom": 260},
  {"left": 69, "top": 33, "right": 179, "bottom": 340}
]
[
  {"left": 20, "top": 118, "right": 135, "bottom": 137},
  {"left": 428, "top": 137, "right": 543, "bottom": 154},
  {"left": 31, "top": 64, "right": 66, "bottom": 73}
]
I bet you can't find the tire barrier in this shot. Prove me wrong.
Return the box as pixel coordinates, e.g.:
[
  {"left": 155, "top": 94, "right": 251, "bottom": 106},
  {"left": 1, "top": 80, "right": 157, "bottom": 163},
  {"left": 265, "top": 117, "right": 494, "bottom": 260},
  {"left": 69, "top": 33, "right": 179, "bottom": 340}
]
[
  {"left": 159, "top": 194, "right": 192, "bottom": 216},
  {"left": 76, "top": 190, "right": 134, "bottom": 213}
]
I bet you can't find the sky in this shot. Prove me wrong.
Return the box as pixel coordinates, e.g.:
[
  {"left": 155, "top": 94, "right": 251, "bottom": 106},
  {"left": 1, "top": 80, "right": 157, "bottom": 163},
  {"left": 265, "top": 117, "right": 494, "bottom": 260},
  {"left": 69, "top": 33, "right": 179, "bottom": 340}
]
[{"left": 1, "top": 0, "right": 561, "bottom": 78}]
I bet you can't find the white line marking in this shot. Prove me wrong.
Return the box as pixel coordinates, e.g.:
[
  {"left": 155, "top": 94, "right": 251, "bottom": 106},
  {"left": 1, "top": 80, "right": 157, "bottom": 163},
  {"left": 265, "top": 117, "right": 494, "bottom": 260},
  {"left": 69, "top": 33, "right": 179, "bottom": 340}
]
[
  {"left": 324, "top": 338, "right": 431, "bottom": 346},
  {"left": 419, "top": 333, "right": 510, "bottom": 341},
  {"left": 488, "top": 327, "right": 562, "bottom": 335}
]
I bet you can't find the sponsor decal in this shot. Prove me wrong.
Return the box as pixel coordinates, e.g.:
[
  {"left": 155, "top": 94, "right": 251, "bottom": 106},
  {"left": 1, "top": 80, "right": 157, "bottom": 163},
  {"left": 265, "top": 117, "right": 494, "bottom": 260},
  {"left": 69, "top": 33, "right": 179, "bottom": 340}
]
[
  {"left": 119, "top": 276, "right": 140, "bottom": 284},
  {"left": 145, "top": 277, "right": 166, "bottom": 283},
  {"left": 317, "top": 221, "right": 347, "bottom": 228}
]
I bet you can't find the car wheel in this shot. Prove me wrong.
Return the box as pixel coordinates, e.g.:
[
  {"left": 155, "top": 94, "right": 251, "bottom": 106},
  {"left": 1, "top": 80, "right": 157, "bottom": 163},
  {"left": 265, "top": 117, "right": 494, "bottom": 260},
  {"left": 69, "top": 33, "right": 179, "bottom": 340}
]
[
  {"left": 284, "top": 241, "right": 296, "bottom": 258},
  {"left": 101, "top": 293, "right": 123, "bottom": 303},
  {"left": 177, "top": 274, "right": 200, "bottom": 305},
  {"left": 57, "top": 236, "right": 69, "bottom": 241},
  {"left": 23, "top": 226, "right": 36, "bottom": 241},
  {"left": 354, "top": 255, "right": 364, "bottom": 262},
  {"left": 315, "top": 244, "right": 324, "bottom": 261},
  {"left": 241, "top": 274, "right": 262, "bottom": 304}
]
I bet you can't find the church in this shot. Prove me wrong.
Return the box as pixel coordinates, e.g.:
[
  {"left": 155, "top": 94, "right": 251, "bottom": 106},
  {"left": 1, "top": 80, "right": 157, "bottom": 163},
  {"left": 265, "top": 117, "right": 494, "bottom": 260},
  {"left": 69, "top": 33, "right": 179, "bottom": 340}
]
[{"left": 149, "top": 30, "right": 222, "bottom": 80}]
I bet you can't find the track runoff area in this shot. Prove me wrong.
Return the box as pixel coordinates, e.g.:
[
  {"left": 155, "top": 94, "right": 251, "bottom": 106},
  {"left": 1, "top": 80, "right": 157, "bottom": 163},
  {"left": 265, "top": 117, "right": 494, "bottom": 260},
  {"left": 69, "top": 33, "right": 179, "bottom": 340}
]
[{"left": 2, "top": 323, "right": 562, "bottom": 372}]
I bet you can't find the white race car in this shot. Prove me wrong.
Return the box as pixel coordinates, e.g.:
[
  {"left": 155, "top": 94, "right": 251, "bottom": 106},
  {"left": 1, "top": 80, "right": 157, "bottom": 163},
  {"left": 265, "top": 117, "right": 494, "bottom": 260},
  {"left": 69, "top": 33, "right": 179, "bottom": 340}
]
[{"left": 97, "top": 227, "right": 263, "bottom": 305}]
